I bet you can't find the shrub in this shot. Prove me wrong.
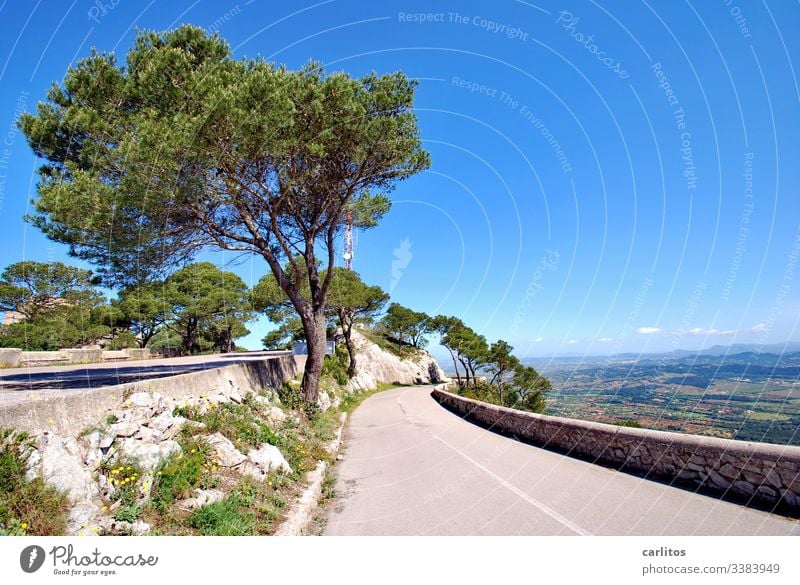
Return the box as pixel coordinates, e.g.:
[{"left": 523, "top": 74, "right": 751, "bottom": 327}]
[
  {"left": 150, "top": 437, "right": 213, "bottom": 513},
  {"left": 0, "top": 429, "right": 69, "bottom": 535}
]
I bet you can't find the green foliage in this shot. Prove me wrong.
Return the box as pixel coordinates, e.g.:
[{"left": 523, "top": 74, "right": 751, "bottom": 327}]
[
  {"left": 98, "top": 458, "right": 146, "bottom": 508},
  {"left": 163, "top": 262, "right": 254, "bottom": 355},
  {"left": 0, "top": 429, "right": 69, "bottom": 535},
  {"left": 321, "top": 351, "right": 349, "bottom": 387},
  {"left": 114, "top": 503, "right": 142, "bottom": 523},
  {"left": 615, "top": 420, "right": 643, "bottom": 428},
  {"left": 382, "top": 303, "right": 431, "bottom": 348},
  {"left": 175, "top": 399, "right": 278, "bottom": 452},
  {"left": 21, "top": 26, "right": 429, "bottom": 401},
  {"left": 189, "top": 476, "right": 287, "bottom": 535},
  {"left": 277, "top": 382, "right": 304, "bottom": 410},
  {"left": 149, "top": 437, "right": 213, "bottom": 513},
  {"left": 0, "top": 261, "right": 110, "bottom": 350}
]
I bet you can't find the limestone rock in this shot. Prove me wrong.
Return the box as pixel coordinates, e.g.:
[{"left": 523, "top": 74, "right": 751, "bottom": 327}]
[
  {"left": 109, "top": 421, "right": 139, "bottom": 438},
  {"left": 267, "top": 406, "right": 287, "bottom": 425},
  {"left": 318, "top": 392, "right": 332, "bottom": 413},
  {"left": 247, "top": 443, "right": 292, "bottom": 474},
  {"left": 39, "top": 433, "right": 98, "bottom": 502},
  {"left": 117, "top": 438, "right": 181, "bottom": 471},
  {"left": 239, "top": 461, "right": 267, "bottom": 480},
  {"left": 206, "top": 432, "right": 246, "bottom": 467},
  {"left": 134, "top": 426, "right": 163, "bottom": 443},
  {"left": 68, "top": 500, "right": 102, "bottom": 535},
  {"left": 178, "top": 489, "right": 225, "bottom": 511}
]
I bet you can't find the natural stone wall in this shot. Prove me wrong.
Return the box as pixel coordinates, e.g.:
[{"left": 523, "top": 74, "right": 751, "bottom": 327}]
[
  {"left": 432, "top": 388, "right": 800, "bottom": 514},
  {"left": 0, "top": 354, "right": 302, "bottom": 436}
]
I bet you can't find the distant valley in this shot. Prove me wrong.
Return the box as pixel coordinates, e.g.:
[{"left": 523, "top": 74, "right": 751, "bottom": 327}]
[{"left": 520, "top": 346, "right": 800, "bottom": 446}]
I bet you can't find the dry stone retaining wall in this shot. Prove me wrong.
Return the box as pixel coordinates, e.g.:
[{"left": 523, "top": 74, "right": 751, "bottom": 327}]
[{"left": 432, "top": 388, "right": 800, "bottom": 514}]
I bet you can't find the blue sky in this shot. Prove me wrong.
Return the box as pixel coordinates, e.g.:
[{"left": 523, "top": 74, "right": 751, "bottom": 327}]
[{"left": 0, "top": 0, "right": 798, "bottom": 359}]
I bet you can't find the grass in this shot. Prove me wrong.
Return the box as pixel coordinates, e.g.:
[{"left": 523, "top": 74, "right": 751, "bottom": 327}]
[
  {"left": 174, "top": 396, "right": 278, "bottom": 453},
  {"left": 0, "top": 429, "right": 69, "bottom": 535},
  {"left": 188, "top": 475, "right": 288, "bottom": 535},
  {"left": 149, "top": 436, "right": 216, "bottom": 513},
  {"left": 359, "top": 329, "right": 421, "bottom": 360}
]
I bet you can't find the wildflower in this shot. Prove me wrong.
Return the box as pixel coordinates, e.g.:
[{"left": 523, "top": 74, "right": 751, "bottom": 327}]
[{"left": 20, "top": 523, "right": 28, "bottom": 530}]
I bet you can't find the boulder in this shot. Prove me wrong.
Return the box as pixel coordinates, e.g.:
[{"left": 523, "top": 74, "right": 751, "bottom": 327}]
[
  {"left": 206, "top": 433, "right": 246, "bottom": 467},
  {"left": 39, "top": 433, "right": 98, "bottom": 502},
  {"left": 117, "top": 439, "right": 181, "bottom": 471},
  {"left": 178, "top": 489, "right": 225, "bottom": 511},
  {"left": 247, "top": 443, "right": 292, "bottom": 474}
]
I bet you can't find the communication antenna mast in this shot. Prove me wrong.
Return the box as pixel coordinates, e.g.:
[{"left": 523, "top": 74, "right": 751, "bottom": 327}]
[{"left": 343, "top": 208, "right": 353, "bottom": 270}]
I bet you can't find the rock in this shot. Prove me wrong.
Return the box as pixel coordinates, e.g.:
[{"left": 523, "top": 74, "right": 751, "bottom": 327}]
[
  {"left": 707, "top": 469, "right": 731, "bottom": 489},
  {"left": 765, "top": 468, "right": 783, "bottom": 490},
  {"left": 239, "top": 461, "right": 267, "bottom": 480},
  {"left": 109, "top": 422, "right": 139, "bottom": 438},
  {"left": 132, "top": 520, "right": 151, "bottom": 535},
  {"left": 206, "top": 433, "right": 246, "bottom": 467},
  {"left": 24, "top": 447, "right": 42, "bottom": 481},
  {"left": 267, "top": 406, "right": 287, "bottom": 425},
  {"left": 117, "top": 439, "right": 181, "bottom": 471},
  {"left": 149, "top": 410, "right": 186, "bottom": 438},
  {"left": 336, "top": 454, "right": 343, "bottom": 461},
  {"left": 228, "top": 387, "right": 245, "bottom": 404},
  {"left": 247, "top": 443, "right": 291, "bottom": 474},
  {"left": 124, "top": 392, "right": 157, "bottom": 410},
  {"left": 178, "top": 489, "right": 225, "bottom": 511},
  {"left": 732, "top": 480, "right": 756, "bottom": 496},
  {"left": 98, "top": 432, "right": 115, "bottom": 449},
  {"left": 40, "top": 433, "right": 98, "bottom": 502},
  {"left": 717, "top": 463, "right": 738, "bottom": 479},
  {"left": 318, "top": 392, "right": 332, "bottom": 412},
  {"left": 756, "top": 485, "right": 778, "bottom": 499},
  {"left": 134, "top": 426, "right": 163, "bottom": 443},
  {"left": 68, "top": 501, "right": 101, "bottom": 535}
]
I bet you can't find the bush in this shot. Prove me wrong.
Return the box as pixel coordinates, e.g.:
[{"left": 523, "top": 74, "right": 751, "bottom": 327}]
[
  {"left": 0, "top": 429, "right": 69, "bottom": 535},
  {"left": 150, "top": 437, "right": 214, "bottom": 513},
  {"left": 175, "top": 400, "right": 278, "bottom": 452}
]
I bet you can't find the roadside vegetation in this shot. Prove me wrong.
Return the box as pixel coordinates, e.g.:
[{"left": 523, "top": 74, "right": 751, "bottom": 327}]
[{"left": 0, "top": 429, "right": 69, "bottom": 535}]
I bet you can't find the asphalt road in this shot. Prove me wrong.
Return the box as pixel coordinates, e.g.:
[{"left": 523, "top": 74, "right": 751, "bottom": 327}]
[
  {"left": 0, "top": 351, "right": 291, "bottom": 405},
  {"left": 325, "top": 385, "right": 800, "bottom": 536}
]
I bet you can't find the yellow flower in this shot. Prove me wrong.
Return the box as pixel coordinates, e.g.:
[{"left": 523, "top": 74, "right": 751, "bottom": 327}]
[{"left": 20, "top": 523, "right": 28, "bottom": 530}]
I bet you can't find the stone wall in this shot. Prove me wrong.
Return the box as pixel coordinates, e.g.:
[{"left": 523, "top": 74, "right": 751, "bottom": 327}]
[
  {"left": 0, "top": 354, "right": 302, "bottom": 436},
  {"left": 432, "top": 388, "right": 800, "bottom": 513}
]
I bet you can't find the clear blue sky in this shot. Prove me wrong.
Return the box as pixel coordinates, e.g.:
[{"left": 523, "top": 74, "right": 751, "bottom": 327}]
[{"left": 0, "top": 1, "right": 798, "bottom": 359}]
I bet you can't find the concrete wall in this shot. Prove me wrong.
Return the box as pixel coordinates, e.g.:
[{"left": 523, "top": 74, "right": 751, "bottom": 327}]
[
  {"left": 2, "top": 348, "right": 153, "bottom": 367},
  {"left": 0, "top": 354, "right": 303, "bottom": 437},
  {"left": 0, "top": 349, "right": 21, "bottom": 368},
  {"left": 432, "top": 388, "right": 800, "bottom": 513}
]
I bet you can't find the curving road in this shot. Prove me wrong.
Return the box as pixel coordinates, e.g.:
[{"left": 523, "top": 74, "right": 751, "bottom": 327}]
[{"left": 325, "top": 385, "right": 800, "bottom": 536}]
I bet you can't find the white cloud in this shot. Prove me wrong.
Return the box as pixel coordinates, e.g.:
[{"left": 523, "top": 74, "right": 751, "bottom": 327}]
[
  {"left": 752, "top": 322, "right": 768, "bottom": 332},
  {"left": 599, "top": 337, "right": 613, "bottom": 342},
  {"left": 637, "top": 327, "right": 661, "bottom": 334},
  {"left": 534, "top": 337, "right": 544, "bottom": 343},
  {"left": 567, "top": 339, "right": 578, "bottom": 344},
  {"left": 685, "top": 327, "right": 733, "bottom": 336}
]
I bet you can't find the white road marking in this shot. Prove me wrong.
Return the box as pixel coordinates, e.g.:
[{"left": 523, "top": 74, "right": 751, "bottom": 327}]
[{"left": 431, "top": 432, "right": 593, "bottom": 536}]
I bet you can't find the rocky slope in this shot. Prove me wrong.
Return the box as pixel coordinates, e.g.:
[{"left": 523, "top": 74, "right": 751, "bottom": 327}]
[{"left": 343, "top": 329, "right": 447, "bottom": 393}]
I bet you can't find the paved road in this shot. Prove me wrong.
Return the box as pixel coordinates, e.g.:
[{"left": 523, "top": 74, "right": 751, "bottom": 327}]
[
  {"left": 325, "top": 385, "right": 800, "bottom": 535},
  {"left": 0, "top": 351, "right": 291, "bottom": 405}
]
